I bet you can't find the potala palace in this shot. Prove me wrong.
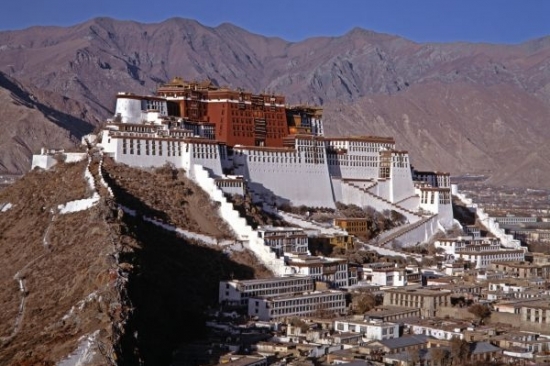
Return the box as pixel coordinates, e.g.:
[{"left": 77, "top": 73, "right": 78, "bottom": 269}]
[
  {"left": 94, "top": 78, "right": 454, "bottom": 252},
  {"left": 28, "top": 77, "right": 461, "bottom": 275}
]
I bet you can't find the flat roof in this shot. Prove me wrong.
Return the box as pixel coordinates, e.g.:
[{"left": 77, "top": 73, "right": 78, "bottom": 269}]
[{"left": 223, "top": 275, "right": 313, "bottom": 285}]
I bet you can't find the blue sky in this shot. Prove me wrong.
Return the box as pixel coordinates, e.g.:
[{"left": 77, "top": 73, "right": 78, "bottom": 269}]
[{"left": 2, "top": 0, "right": 549, "bottom": 44}]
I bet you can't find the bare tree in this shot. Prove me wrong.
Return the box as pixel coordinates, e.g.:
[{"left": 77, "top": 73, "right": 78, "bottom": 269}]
[
  {"left": 467, "top": 303, "right": 491, "bottom": 325},
  {"left": 431, "top": 347, "right": 450, "bottom": 366}
]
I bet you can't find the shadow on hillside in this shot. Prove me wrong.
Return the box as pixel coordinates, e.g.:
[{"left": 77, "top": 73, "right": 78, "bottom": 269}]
[
  {"left": 115, "top": 211, "right": 257, "bottom": 366},
  {"left": 0, "top": 72, "right": 94, "bottom": 138},
  {"left": 102, "top": 170, "right": 172, "bottom": 224}
]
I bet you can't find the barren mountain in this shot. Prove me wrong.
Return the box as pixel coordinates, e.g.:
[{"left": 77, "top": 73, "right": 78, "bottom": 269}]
[
  {"left": 0, "top": 17, "right": 549, "bottom": 186},
  {"left": 0, "top": 71, "right": 97, "bottom": 173}
]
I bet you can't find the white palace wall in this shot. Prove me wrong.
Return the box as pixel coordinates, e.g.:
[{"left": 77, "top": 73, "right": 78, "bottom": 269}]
[
  {"left": 396, "top": 196, "right": 420, "bottom": 212},
  {"left": 390, "top": 165, "right": 416, "bottom": 203},
  {"left": 115, "top": 97, "right": 143, "bottom": 123},
  {"left": 232, "top": 149, "right": 335, "bottom": 209},
  {"left": 454, "top": 191, "right": 521, "bottom": 249},
  {"left": 112, "top": 137, "right": 185, "bottom": 169},
  {"left": 391, "top": 215, "right": 440, "bottom": 248},
  {"left": 330, "top": 178, "right": 344, "bottom": 203},
  {"left": 108, "top": 136, "right": 224, "bottom": 177}
]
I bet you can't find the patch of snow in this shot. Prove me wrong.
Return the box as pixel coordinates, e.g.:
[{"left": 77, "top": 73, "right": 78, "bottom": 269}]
[
  {"left": 57, "top": 330, "right": 99, "bottom": 366},
  {"left": 58, "top": 193, "right": 100, "bottom": 214},
  {"left": 0, "top": 203, "right": 13, "bottom": 212}
]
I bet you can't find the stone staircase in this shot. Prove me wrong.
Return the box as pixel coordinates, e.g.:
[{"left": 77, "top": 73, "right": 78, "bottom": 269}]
[
  {"left": 190, "top": 165, "right": 286, "bottom": 275},
  {"left": 343, "top": 180, "right": 422, "bottom": 223}
]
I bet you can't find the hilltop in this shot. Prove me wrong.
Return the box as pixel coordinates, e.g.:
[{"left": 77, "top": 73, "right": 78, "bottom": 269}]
[{"left": 1, "top": 18, "right": 550, "bottom": 187}]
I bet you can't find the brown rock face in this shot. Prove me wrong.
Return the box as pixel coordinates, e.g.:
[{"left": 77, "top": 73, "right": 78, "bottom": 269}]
[{"left": 0, "top": 17, "right": 549, "bottom": 187}]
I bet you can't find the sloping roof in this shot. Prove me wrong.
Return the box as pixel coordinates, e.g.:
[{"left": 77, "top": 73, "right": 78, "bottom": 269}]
[
  {"left": 380, "top": 334, "right": 429, "bottom": 349},
  {"left": 470, "top": 341, "right": 501, "bottom": 354}
]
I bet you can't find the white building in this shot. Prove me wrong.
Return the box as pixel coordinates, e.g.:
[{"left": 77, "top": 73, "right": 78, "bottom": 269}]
[
  {"left": 362, "top": 264, "right": 408, "bottom": 287},
  {"left": 405, "top": 318, "right": 466, "bottom": 340},
  {"left": 248, "top": 290, "right": 346, "bottom": 321},
  {"left": 285, "top": 254, "right": 349, "bottom": 288},
  {"left": 333, "top": 318, "right": 399, "bottom": 341},
  {"left": 435, "top": 236, "right": 502, "bottom": 257},
  {"left": 219, "top": 276, "right": 314, "bottom": 306},
  {"left": 456, "top": 249, "right": 526, "bottom": 269},
  {"left": 257, "top": 226, "right": 309, "bottom": 256}
]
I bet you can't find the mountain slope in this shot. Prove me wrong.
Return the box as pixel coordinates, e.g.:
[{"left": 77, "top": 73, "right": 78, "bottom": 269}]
[
  {"left": 0, "top": 71, "right": 96, "bottom": 173},
  {"left": 0, "top": 17, "right": 549, "bottom": 186},
  {"left": 324, "top": 81, "right": 550, "bottom": 187}
]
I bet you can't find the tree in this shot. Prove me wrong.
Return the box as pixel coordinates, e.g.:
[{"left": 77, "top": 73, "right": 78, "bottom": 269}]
[
  {"left": 449, "top": 337, "right": 470, "bottom": 365},
  {"left": 408, "top": 348, "right": 421, "bottom": 365},
  {"left": 351, "top": 291, "right": 378, "bottom": 314},
  {"left": 467, "top": 303, "right": 491, "bottom": 325},
  {"left": 431, "top": 347, "right": 450, "bottom": 366}
]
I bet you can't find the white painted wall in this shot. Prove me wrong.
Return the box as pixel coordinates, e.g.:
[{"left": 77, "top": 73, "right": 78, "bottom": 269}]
[
  {"left": 233, "top": 148, "right": 335, "bottom": 208},
  {"left": 31, "top": 154, "right": 57, "bottom": 170},
  {"left": 455, "top": 191, "right": 521, "bottom": 248},
  {"left": 115, "top": 97, "right": 142, "bottom": 123}
]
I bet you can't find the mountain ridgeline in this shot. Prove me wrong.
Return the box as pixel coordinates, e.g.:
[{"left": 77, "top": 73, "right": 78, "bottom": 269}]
[{"left": 0, "top": 17, "right": 549, "bottom": 187}]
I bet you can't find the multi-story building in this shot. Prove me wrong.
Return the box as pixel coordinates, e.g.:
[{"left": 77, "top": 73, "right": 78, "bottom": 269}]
[
  {"left": 456, "top": 249, "right": 526, "bottom": 269},
  {"left": 382, "top": 288, "right": 451, "bottom": 318},
  {"left": 489, "top": 261, "right": 550, "bottom": 279},
  {"left": 256, "top": 226, "right": 308, "bottom": 256},
  {"left": 93, "top": 78, "right": 456, "bottom": 272},
  {"left": 362, "top": 264, "right": 408, "bottom": 287},
  {"left": 404, "top": 318, "right": 468, "bottom": 340},
  {"left": 285, "top": 254, "right": 349, "bottom": 288},
  {"left": 248, "top": 290, "right": 346, "bottom": 321},
  {"left": 520, "top": 300, "right": 550, "bottom": 325},
  {"left": 493, "top": 215, "right": 538, "bottom": 226},
  {"left": 333, "top": 318, "right": 399, "bottom": 341},
  {"left": 219, "top": 276, "right": 315, "bottom": 306},
  {"left": 334, "top": 218, "right": 368, "bottom": 237},
  {"left": 157, "top": 78, "right": 288, "bottom": 148},
  {"left": 434, "top": 236, "right": 502, "bottom": 256}
]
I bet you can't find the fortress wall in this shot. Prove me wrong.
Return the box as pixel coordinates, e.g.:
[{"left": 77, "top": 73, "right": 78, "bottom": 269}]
[
  {"left": 340, "top": 182, "right": 418, "bottom": 223},
  {"left": 373, "top": 179, "right": 391, "bottom": 201},
  {"left": 188, "top": 143, "right": 224, "bottom": 177},
  {"left": 98, "top": 130, "right": 118, "bottom": 154},
  {"left": 390, "top": 165, "right": 416, "bottom": 203},
  {"left": 437, "top": 202, "right": 455, "bottom": 229},
  {"left": 396, "top": 195, "right": 420, "bottom": 212},
  {"left": 330, "top": 178, "right": 343, "bottom": 203},
  {"left": 392, "top": 215, "right": 440, "bottom": 248},
  {"left": 31, "top": 154, "right": 57, "bottom": 170},
  {"left": 64, "top": 153, "right": 88, "bottom": 163},
  {"left": 113, "top": 139, "right": 185, "bottom": 169},
  {"left": 455, "top": 191, "right": 520, "bottom": 248},
  {"left": 233, "top": 150, "right": 335, "bottom": 208}
]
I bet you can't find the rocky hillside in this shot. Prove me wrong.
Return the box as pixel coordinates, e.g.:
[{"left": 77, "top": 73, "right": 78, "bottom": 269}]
[
  {"left": 0, "top": 157, "right": 269, "bottom": 365},
  {"left": 0, "top": 17, "right": 549, "bottom": 186},
  {"left": 0, "top": 71, "right": 97, "bottom": 173}
]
